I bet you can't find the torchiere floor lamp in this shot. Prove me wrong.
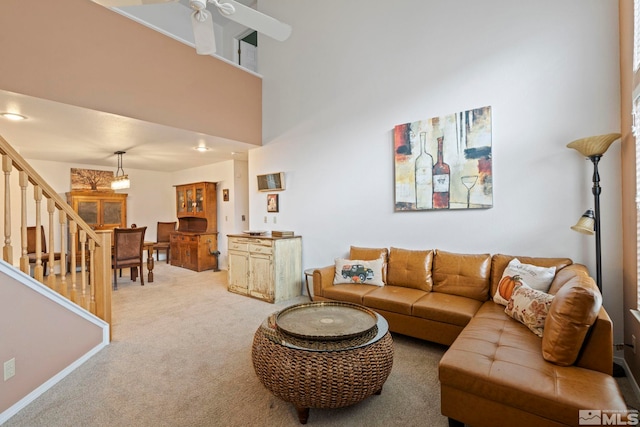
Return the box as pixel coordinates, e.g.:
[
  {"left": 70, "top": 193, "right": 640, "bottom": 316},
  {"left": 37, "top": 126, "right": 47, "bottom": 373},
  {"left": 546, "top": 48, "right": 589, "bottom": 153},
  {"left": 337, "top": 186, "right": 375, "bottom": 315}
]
[
  {"left": 567, "top": 132, "right": 621, "bottom": 377},
  {"left": 567, "top": 132, "right": 620, "bottom": 292}
]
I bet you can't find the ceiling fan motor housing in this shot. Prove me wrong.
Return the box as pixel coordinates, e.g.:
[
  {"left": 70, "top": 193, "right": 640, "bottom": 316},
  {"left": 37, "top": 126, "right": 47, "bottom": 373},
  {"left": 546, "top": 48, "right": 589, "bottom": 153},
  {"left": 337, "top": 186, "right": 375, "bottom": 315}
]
[{"left": 189, "top": 0, "right": 207, "bottom": 11}]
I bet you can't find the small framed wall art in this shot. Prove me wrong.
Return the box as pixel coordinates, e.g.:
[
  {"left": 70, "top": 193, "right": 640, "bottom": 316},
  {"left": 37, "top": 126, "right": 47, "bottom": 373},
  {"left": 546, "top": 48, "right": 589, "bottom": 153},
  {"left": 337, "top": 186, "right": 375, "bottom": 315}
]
[
  {"left": 71, "top": 168, "right": 114, "bottom": 191},
  {"left": 223, "top": 189, "right": 229, "bottom": 202},
  {"left": 267, "top": 194, "right": 279, "bottom": 212}
]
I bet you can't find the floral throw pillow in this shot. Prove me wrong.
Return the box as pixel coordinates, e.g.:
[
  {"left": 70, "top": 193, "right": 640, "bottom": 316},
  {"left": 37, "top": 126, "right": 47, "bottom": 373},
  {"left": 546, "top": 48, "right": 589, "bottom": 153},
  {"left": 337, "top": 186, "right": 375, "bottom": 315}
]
[
  {"left": 334, "top": 258, "right": 384, "bottom": 286},
  {"left": 494, "top": 258, "right": 556, "bottom": 306},
  {"left": 504, "top": 284, "right": 555, "bottom": 337}
]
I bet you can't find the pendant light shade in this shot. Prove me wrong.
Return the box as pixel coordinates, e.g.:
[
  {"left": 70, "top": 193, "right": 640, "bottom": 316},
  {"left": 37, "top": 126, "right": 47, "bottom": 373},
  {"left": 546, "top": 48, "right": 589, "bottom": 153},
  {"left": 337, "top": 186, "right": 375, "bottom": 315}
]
[{"left": 111, "top": 151, "right": 130, "bottom": 190}]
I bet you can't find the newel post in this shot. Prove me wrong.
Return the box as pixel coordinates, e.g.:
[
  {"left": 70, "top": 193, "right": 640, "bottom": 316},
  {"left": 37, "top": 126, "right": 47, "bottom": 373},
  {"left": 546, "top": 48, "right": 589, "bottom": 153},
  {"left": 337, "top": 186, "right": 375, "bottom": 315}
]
[
  {"left": 94, "top": 230, "right": 112, "bottom": 341},
  {"left": 2, "top": 155, "right": 12, "bottom": 264}
]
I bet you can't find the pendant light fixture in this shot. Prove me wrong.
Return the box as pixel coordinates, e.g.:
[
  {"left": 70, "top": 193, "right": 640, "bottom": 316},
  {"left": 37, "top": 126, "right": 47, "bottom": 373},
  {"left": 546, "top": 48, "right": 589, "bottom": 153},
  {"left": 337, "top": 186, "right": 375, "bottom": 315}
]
[{"left": 111, "top": 151, "right": 130, "bottom": 190}]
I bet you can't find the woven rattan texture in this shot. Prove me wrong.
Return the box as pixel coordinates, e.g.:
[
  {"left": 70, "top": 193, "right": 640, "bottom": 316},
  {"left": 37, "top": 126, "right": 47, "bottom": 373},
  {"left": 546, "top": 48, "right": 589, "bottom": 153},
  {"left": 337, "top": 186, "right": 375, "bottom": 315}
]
[{"left": 252, "top": 326, "right": 394, "bottom": 409}]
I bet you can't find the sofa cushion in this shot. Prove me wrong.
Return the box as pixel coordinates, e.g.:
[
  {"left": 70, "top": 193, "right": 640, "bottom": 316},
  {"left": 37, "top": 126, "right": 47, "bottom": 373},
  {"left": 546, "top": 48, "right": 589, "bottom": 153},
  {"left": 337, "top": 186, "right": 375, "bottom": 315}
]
[
  {"left": 323, "top": 283, "right": 379, "bottom": 305},
  {"left": 490, "top": 254, "right": 572, "bottom": 300},
  {"left": 493, "top": 258, "right": 556, "bottom": 306},
  {"left": 547, "top": 263, "right": 590, "bottom": 295},
  {"left": 333, "top": 258, "right": 384, "bottom": 286},
  {"left": 350, "top": 246, "right": 389, "bottom": 282},
  {"left": 504, "top": 284, "right": 554, "bottom": 337},
  {"left": 387, "top": 247, "right": 433, "bottom": 291},
  {"left": 412, "top": 292, "right": 483, "bottom": 327},
  {"left": 362, "top": 286, "right": 426, "bottom": 315},
  {"left": 542, "top": 276, "right": 602, "bottom": 366},
  {"left": 439, "top": 302, "right": 627, "bottom": 426},
  {"left": 432, "top": 250, "right": 491, "bottom": 302}
]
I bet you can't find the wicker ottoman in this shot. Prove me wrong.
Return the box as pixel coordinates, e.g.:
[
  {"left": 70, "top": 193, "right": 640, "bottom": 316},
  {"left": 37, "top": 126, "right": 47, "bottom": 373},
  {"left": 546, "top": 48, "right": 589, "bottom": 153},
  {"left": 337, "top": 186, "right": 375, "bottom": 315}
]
[{"left": 252, "top": 302, "right": 394, "bottom": 424}]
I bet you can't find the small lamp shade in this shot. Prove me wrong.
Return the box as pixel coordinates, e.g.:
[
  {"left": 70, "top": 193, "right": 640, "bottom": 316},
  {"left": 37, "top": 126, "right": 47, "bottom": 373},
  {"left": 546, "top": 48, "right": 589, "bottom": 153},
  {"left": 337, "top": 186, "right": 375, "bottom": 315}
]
[
  {"left": 571, "top": 209, "right": 595, "bottom": 235},
  {"left": 566, "top": 133, "right": 620, "bottom": 157}
]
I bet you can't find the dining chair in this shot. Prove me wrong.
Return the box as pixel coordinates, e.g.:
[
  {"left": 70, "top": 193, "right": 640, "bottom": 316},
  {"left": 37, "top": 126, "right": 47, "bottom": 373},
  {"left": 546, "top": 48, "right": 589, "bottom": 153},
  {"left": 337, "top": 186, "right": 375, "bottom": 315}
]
[
  {"left": 153, "top": 221, "right": 177, "bottom": 263},
  {"left": 112, "top": 226, "right": 146, "bottom": 290},
  {"left": 27, "top": 225, "right": 61, "bottom": 275}
]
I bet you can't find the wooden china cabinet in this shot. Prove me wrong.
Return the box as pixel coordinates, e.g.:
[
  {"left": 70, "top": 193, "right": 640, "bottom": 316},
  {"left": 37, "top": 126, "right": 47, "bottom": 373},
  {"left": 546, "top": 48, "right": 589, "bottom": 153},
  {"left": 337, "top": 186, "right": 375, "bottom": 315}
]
[
  {"left": 170, "top": 181, "right": 218, "bottom": 272},
  {"left": 66, "top": 191, "right": 127, "bottom": 231}
]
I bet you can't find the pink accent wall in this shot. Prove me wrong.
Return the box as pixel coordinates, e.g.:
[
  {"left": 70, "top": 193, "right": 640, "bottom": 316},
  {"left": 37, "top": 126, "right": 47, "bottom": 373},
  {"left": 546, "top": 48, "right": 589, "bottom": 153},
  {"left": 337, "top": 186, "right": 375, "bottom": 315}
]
[
  {"left": 0, "top": 274, "right": 105, "bottom": 415},
  {"left": 0, "top": 0, "right": 262, "bottom": 145}
]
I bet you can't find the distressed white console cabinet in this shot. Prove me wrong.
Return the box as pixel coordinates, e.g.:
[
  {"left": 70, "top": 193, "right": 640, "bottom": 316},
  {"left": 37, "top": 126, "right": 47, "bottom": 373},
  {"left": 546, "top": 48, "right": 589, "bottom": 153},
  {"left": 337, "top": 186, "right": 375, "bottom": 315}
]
[{"left": 227, "top": 234, "right": 302, "bottom": 303}]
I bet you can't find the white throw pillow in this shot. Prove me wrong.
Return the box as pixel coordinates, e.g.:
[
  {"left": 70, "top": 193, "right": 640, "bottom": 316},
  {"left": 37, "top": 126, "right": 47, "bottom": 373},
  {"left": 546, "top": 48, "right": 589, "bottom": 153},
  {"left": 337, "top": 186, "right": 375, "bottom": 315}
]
[
  {"left": 334, "top": 258, "right": 384, "bottom": 286},
  {"left": 494, "top": 258, "right": 556, "bottom": 306}
]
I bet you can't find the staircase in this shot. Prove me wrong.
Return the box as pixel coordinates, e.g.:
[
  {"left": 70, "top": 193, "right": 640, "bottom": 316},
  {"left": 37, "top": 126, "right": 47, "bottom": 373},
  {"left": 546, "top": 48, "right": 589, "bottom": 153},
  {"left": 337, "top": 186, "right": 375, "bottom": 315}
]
[{"left": 0, "top": 133, "right": 112, "bottom": 328}]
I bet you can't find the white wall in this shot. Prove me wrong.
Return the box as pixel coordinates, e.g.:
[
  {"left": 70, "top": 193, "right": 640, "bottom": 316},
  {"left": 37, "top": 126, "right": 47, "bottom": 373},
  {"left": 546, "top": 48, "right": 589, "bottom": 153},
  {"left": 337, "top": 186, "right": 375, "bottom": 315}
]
[{"left": 256, "top": 1, "right": 624, "bottom": 343}]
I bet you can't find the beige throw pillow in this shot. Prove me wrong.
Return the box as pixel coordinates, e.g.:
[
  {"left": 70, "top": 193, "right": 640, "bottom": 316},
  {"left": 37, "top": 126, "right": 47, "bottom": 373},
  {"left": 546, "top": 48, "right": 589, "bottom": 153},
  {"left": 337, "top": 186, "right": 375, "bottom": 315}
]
[
  {"left": 504, "top": 283, "right": 554, "bottom": 337},
  {"left": 334, "top": 258, "right": 384, "bottom": 286}
]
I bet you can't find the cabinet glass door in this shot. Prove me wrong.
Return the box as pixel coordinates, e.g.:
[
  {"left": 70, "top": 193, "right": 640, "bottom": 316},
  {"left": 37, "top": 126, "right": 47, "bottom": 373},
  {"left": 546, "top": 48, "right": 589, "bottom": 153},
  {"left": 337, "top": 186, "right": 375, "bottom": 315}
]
[
  {"left": 77, "top": 201, "right": 98, "bottom": 225},
  {"left": 186, "top": 188, "right": 194, "bottom": 214},
  {"left": 195, "top": 187, "right": 204, "bottom": 213},
  {"left": 103, "top": 201, "right": 123, "bottom": 226},
  {"left": 177, "top": 188, "right": 186, "bottom": 215}
]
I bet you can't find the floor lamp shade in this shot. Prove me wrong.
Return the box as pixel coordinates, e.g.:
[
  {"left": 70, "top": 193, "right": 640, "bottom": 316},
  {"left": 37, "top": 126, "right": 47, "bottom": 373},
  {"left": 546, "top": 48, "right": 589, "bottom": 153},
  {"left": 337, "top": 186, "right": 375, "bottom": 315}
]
[
  {"left": 571, "top": 209, "right": 595, "bottom": 235},
  {"left": 566, "top": 133, "right": 621, "bottom": 157}
]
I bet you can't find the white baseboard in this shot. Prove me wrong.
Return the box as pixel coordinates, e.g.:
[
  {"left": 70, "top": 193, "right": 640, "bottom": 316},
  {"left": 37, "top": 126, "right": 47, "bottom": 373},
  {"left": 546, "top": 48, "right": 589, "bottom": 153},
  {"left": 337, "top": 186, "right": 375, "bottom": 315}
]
[{"left": 0, "top": 341, "right": 108, "bottom": 425}]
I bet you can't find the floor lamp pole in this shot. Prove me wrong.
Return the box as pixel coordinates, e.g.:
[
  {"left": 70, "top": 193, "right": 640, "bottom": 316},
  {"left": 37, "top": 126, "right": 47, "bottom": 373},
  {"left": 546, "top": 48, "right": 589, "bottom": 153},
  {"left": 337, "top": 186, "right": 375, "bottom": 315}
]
[{"left": 590, "top": 154, "right": 602, "bottom": 293}]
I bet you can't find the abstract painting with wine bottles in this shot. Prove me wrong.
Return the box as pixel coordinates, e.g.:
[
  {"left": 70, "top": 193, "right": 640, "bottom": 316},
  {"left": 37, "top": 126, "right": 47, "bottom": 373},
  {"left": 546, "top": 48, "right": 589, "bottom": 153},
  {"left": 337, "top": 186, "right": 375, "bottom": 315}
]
[{"left": 393, "top": 106, "right": 492, "bottom": 211}]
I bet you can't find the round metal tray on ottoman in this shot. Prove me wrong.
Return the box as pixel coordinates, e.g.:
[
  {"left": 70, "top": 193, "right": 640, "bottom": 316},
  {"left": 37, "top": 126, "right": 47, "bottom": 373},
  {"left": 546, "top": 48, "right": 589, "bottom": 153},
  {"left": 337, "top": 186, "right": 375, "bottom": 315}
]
[{"left": 251, "top": 301, "right": 394, "bottom": 424}]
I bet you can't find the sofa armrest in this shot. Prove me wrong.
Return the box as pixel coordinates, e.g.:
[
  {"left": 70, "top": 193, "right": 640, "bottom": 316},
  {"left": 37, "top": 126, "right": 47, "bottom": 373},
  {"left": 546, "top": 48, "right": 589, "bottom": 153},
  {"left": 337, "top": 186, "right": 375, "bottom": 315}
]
[
  {"left": 313, "top": 265, "right": 335, "bottom": 299},
  {"left": 575, "top": 307, "right": 613, "bottom": 375}
]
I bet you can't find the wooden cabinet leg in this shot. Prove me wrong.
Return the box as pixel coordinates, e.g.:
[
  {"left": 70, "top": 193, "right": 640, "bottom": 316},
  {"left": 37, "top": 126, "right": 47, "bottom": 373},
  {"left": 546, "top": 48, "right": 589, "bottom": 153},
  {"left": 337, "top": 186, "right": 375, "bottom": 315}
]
[
  {"left": 295, "top": 406, "right": 309, "bottom": 424},
  {"left": 448, "top": 418, "right": 464, "bottom": 427}
]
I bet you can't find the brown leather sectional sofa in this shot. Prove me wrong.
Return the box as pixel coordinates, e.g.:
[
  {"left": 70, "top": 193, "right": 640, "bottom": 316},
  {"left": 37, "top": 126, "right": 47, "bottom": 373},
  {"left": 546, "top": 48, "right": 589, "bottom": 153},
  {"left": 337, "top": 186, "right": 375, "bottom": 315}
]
[{"left": 312, "top": 246, "right": 629, "bottom": 427}]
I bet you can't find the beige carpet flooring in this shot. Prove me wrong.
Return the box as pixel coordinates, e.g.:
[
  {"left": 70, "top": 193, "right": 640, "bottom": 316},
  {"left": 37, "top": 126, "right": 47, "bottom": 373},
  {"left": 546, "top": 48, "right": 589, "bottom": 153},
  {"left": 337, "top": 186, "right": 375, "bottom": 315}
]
[
  {"left": 4, "top": 263, "right": 640, "bottom": 426},
  {"left": 4, "top": 263, "right": 448, "bottom": 427}
]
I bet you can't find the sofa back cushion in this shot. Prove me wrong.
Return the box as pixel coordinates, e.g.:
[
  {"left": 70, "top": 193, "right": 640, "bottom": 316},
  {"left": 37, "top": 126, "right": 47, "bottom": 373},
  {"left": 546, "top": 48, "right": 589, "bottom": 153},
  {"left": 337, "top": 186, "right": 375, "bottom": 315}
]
[
  {"left": 387, "top": 247, "right": 433, "bottom": 291},
  {"left": 490, "top": 254, "right": 572, "bottom": 299},
  {"left": 432, "top": 250, "right": 491, "bottom": 301},
  {"left": 547, "top": 263, "right": 590, "bottom": 295},
  {"left": 542, "top": 274, "right": 602, "bottom": 366},
  {"left": 350, "top": 246, "right": 389, "bottom": 282}
]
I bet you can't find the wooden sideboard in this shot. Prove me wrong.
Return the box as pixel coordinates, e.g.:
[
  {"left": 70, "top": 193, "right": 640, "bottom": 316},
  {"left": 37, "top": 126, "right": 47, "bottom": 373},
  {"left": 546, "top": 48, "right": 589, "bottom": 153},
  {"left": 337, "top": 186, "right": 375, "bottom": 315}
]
[
  {"left": 227, "top": 234, "right": 302, "bottom": 303},
  {"left": 170, "top": 181, "right": 218, "bottom": 272}
]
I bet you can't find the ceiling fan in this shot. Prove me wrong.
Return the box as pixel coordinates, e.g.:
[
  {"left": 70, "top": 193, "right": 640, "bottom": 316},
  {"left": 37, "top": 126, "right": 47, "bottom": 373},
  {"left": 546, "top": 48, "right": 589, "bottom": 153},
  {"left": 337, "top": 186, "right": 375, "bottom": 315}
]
[{"left": 92, "top": 0, "right": 292, "bottom": 55}]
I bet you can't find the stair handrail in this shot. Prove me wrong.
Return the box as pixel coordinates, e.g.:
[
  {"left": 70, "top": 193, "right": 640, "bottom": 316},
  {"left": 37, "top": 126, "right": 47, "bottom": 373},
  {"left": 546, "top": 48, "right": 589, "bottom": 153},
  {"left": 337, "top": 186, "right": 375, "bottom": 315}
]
[{"left": 0, "top": 134, "right": 102, "bottom": 246}]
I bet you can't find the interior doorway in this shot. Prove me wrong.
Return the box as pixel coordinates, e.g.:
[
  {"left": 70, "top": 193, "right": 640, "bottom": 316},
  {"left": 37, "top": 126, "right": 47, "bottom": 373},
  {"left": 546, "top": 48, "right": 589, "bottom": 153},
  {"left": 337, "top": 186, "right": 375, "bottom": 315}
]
[{"left": 235, "top": 30, "right": 258, "bottom": 73}]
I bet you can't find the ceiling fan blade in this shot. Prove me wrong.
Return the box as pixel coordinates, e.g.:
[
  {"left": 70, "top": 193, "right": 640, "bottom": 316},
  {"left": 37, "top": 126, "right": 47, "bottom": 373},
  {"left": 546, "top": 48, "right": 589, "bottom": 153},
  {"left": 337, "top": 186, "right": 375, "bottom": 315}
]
[
  {"left": 91, "top": 0, "right": 177, "bottom": 7},
  {"left": 215, "top": 0, "right": 292, "bottom": 42},
  {"left": 191, "top": 9, "right": 216, "bottom": 55}
]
